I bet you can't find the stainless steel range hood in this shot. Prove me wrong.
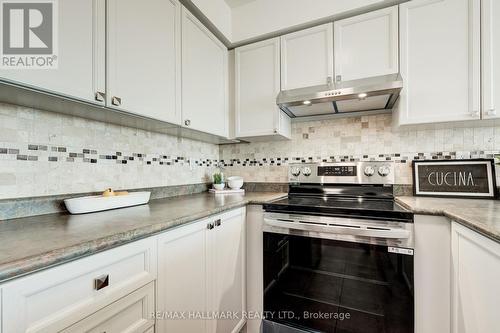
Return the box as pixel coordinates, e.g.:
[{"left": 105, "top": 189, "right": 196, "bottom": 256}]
[{"left": 276, "top": 73, "right": 403, "bottom": 118}]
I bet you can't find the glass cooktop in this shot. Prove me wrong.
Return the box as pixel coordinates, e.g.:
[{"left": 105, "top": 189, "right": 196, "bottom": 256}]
[{"left": 263, "top": 195, "right": 413, "bottom": 222}]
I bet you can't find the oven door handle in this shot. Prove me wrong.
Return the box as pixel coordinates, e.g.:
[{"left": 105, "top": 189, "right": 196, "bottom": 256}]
[{"left": 264, "top": 218, "right": 410, "bottom": 239}]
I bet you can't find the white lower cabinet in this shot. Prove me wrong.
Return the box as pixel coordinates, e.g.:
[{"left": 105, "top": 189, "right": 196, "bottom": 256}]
[
  {"left": 157, "top": 207, "right": 246, "bottom": 333},
  {"left": 0, "top": 207, "right": 246, "bottom": 333},
  {"left": 61, "top": 282, "right": 155, "bottom": 333},
  {"left": 1, "top": 237, "right": 157, "bottom": 333},
  {"left": 451, "top": 222, "right": 500, "bottom": 333},
  {"left": 156, "top": 216, "right": 210, "bottom": 333},
  {"left": 414, "top": 215, "right": 451, "bottom": 333}
]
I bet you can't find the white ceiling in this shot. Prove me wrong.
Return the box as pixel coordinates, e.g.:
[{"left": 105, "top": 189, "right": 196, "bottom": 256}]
[{"left": 224, "top": 0, "right": 256, "bottom": 8}]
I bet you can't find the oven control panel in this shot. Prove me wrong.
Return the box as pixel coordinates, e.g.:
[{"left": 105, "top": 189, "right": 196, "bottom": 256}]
[
  {"left": 289, "top": 162, "right": 395, "bottom": 185},
  {"left": 318, "top": 165, "right": 357, "bottom": 177}
]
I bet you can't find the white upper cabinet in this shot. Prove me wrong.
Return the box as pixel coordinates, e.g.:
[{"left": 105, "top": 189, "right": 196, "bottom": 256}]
[
  {"left": 334, "top": 6, "right": 399, "bottom": 82},
  {"left": 280, "top": 23, "right": 334, "bottom": 90},
  {"left": 107, "top": 0, "right": 181, "bottom": 124},
  {"left": 482, "top": 0, "right": 500, "bottom": 119},
  {"left": 235, "top": 38, "right": 291, "bottom": 141},
  {"left": 452, "top": 222, "right": 500, "bottom": 333},
  {"left": 0, "top": 0, "right": 105, "bottom": 104},
  {"left": 397, "top": 0, "right": 481, "bottom": 125},
  {"left": 182, "top": 7, "right": 229, "bottom": 138}
]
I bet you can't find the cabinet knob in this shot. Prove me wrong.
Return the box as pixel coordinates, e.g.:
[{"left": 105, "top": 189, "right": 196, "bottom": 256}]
[
  {"left": 207, "top": 222, "right": 214, "bottom": 230},
  {"left": 95, "top": 91, "right": 105, "bottom": 102},
  {"left": 214, "top": 219, "right": 221, "bottom": 227},
  {"left": 471, "top": 110, "right": 480, "bottom": 117},
  {"left": 487, "top": 108, "right": 497, "bottom": 116},
  {"left": 184, "top": 119, "right": 191, "bottom": 126},
  {"left": 94, "top": 274, "right": 109, "bottom": 291},
  {"left": 111, "top": 96, "right": 121, "bottom": 106},
  {"left": 335, "top": 75, "right": 342, "bottom": 82}
]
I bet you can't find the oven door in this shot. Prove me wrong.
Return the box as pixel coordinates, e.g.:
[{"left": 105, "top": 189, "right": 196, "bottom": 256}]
[{"left": 262, "top": 213, "right": 414, "bottom": 333}]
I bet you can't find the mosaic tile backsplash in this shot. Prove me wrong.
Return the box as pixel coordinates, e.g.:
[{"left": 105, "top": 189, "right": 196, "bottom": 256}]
[
  {"left": 0, "top": 103, "right": 220, "bottom": 199},
  {"left": 2, "top": 102, "right": 500, "bottom": 201},
  {"left": 219, "top": 114, "right": 500, "bottom": 186}
]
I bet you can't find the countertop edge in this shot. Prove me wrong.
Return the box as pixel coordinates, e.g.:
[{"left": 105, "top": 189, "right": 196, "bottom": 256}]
[
  {"left": 0, "top": 199, "right": 270, "bottom": 284},
  {"left": 395, "top": 197, "right": 500, "bottom": 244}
]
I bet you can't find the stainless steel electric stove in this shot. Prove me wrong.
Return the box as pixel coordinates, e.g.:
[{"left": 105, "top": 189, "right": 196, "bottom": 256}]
[{"left": 262, "top": 162, "right": 414, "bottom": 333}]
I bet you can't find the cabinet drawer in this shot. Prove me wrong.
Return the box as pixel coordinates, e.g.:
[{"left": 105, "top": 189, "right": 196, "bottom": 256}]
[
  {"left": 2, "top": 237, "right": 157, "bottom": 333},
  {"left": 62, "top": 282, "right": 155, "bottom": 333}
]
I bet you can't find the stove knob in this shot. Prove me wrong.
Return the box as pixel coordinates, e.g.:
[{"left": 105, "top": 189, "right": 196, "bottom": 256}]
[
  {"left": 291, "top": 167, "right": 301, "bottom": 177},
  {"left": 378, "top": 166, "right": 391, "bottom": 177},
  {"left": 364, "top": 166, "right": 375, "bottom": 177},
  {"left": 303, "top": 167, "right": 312, "bottom": 177}
]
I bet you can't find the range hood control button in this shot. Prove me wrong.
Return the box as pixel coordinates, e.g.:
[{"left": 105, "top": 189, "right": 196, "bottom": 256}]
[{"left": 364, "top": 166, "right": 375, "bottom": 177}]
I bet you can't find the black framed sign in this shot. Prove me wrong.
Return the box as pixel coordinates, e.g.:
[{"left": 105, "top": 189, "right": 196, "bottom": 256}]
[{"left": 413, "top": 159, "right": 497, "bottom": 199}]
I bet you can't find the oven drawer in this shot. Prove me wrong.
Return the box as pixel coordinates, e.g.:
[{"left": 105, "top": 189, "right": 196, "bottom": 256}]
[{"left": 2, "top": 237, "right": 157, "bottom": 333}]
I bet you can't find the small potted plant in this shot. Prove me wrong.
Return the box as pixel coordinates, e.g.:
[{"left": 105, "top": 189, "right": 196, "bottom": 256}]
[{"left": 213, "top": 171, "right": 225, "bottom": 190}]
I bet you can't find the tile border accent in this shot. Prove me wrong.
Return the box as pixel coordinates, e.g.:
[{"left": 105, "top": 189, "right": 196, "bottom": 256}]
[
  {"left": 0, "top": 143, "right": 221, "bottom": 167},
  {"left": 220, "top": 151, "right": 500, "bottom": 167}
]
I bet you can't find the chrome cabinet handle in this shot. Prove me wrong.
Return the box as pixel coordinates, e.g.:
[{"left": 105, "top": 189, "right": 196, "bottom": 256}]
[
  {"left": 184, "top": 119, "right": 191, "bottom": 126},
  {"left": 95, "top": 91, "right": 105, "bottom": 102},
  {"left": 335, "top": 75, "right": 342, "bottom": 82},
  {"left": 214, "top": 219, "right": 221, "bottom": 227},
  {"left": 111, "top": 96, "right": 121, "bottom": 106},
  {"left": 207, "top": 222, "right": 214, "bottom": 230},
  {"left": 94, "top": 274, "right": 109, "bottom": 291}
]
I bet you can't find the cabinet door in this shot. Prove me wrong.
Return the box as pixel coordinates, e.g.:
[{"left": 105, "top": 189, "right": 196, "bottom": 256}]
[
  {"left": 235, "top": 38, "right": 290, "bottom": 139},
  {"left": 281, "top": 24, "right": 334, "bottom": 90},
  {"left": 0, "top": 0, "right": 105, "bottom": 104},
  {"left": 451, "top": 222, "right": 500, "bottom": 333},
  {"left": 157, "top": 218, "right": 210, "bottom": 333},
  {"left": 107, "top": 0, "right": 181, "bottom": 124},
  {"left": 397, "top": 0, "right": 481, "bottom": 125},
  {"left": 182, "top": 8, "right": 228, "bottom": 137},
  {"left": 2, "top": 237, "right": 157, "bottom": 333},
  {"left": 209, "top": 208, "right": 246, "bottom": 333},
  {"left": 414, "top": 215, "right": 451, "bottom": 333},
  {"left": 482, "top": 0, "right": 500, "bottom": 119},
  {"left": 61, "top": 282, "right": 155, "bottom": 333},
  {"left": 334, "top": 6, "right": 398, "bottom": 82}
]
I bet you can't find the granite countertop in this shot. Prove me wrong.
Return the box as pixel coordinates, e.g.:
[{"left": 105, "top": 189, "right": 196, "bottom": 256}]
[
  {"left": 396, "top": 196, "right": 500, "bottom": 243},
  {"left": 0, "top": 192, "right": 286, "bottom": 283}
]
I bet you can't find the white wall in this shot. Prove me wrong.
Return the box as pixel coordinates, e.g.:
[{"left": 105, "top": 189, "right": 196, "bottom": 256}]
[
  {"left": 191, "top": 0, "right": 233, "bottom": 40},
  {"left": 231, "top": 0, "right": 383, "bottom": 42}
]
